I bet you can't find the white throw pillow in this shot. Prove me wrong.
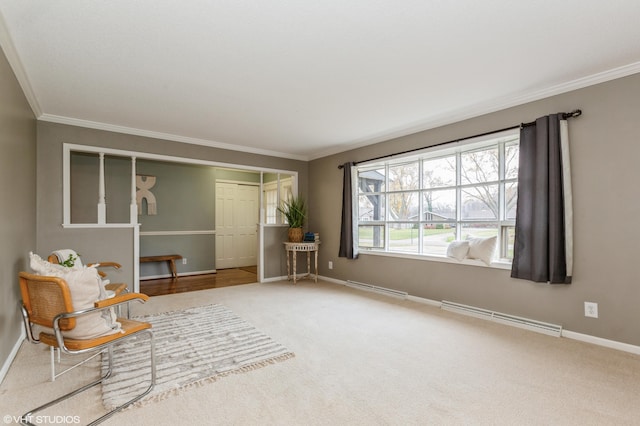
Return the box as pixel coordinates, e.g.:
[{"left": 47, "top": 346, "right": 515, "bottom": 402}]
[
  {"left": 446, "top": 240, "right": 470, "bottom": 261},
  {"left": 29, "top": 252, "right": 121, "bottom": 339},
  {"left": 30, "top": 252, "right": 69, "bottom": 276},
  {"left": 467, "top": 236, "right": 497, "bottom": 265}
]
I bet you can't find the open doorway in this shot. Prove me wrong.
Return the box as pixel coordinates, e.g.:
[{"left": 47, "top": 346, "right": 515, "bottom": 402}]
[{"left": 65, "top": 144, "right": 298, "bottom": 293}]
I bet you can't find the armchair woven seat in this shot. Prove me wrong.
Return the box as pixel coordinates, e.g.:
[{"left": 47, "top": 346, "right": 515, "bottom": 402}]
[{"left": 19, "top": 271, "right": 155, "bottom": 426}]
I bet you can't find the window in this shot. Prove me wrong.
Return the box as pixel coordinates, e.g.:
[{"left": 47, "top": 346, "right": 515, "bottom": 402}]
[
  {"left": 356, "top": 129, "right": 519, "bottom": 264},
  {"left": 262, "top": 173, "right": 293, "bottom": 225}
]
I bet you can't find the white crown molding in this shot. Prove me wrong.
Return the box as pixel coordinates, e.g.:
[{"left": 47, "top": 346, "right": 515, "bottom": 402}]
[
  {"left": 22, "top": 58, "right": 640, "bottom": 163},
  {"left": 41, "top": 60, "right": 640, "bottom": 163},
  {"left": 0, "top": 10, "right": 42, "bottom": 117},
  {"left": 4, "top": 0, "right": 640, "bottom": 165},
  {"left": 38, "top": 114, "right": 309, "bottom": 162},
  {"left": 308, "top": 61, "right": 640, "bottom": 160}
]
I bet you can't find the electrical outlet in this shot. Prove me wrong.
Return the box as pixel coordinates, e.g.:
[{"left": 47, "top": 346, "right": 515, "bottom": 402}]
[
  {"left": 328, "top": 261, "right": 333, "bottom": 270},
  {"left": 182, "top": 258, "right": 187, "bottom": 265},
  {"left": 584, "top": 302, "right": 598, "bottom": 318}
]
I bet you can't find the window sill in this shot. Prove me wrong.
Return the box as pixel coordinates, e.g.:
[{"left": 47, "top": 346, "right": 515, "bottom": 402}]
[{"left": 357, "top": 249, "right": 512, "bottom": 270}]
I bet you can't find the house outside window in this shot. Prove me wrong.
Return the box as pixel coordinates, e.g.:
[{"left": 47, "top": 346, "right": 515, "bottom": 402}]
[{"left": 356, "top": 129, "right": 519, "bottom": 264}]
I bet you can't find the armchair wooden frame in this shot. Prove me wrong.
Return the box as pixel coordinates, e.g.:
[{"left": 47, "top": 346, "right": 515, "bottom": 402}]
[
  {"left": 46, "top": 254, "right": 129, "bottom": 381},
  {"left": 19, "top": 272, "right": 156, "bottom": 426},
  {"left": 47, "top": 253, "right": 126, "bottom": 294}
]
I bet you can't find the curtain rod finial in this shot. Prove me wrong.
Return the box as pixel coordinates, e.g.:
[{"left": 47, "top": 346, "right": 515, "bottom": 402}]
[{"left": 565, "top": 109, "right": 582, "bottom": 119}]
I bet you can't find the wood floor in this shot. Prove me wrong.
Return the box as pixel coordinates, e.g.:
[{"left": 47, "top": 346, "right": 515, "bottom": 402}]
[{"left": 140, "top": 266, "right": 257, "bottom": 297}]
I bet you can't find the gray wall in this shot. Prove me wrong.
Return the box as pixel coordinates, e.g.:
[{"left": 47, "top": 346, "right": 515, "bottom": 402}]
[
  {"left": 309, "top": 72, "right": 640, "bottom": 346},
  {"left": 137, "top": 160, "right": 217, "bottom": 277},
  {"left": 0, "top": 47, "right": 36, "bottom": 373},
  {"left": 69, "top": 155, "right": 265, "bottom": 277},
  {"left": 263, "top": 225, "right": 290, "bottom": 278},
  {"left": 36, "top": 121, "right": 308, "bottom": 286},
  {"left": 137, "top": 163, "right": 260, "bottom": 276},
  {"left": 70, "top": 153, "right": 132, "bottom": 224}
]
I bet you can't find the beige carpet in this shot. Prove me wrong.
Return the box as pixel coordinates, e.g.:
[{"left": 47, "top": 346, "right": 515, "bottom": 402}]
[
  {"left": 2, "top": 280, "right": 640, "bottom": 425},
  {"left": 101, "top": 304, "right": 294, "bottom": 410}
]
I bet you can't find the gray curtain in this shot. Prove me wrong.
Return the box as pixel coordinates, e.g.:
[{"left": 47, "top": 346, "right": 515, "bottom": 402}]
[
  {"left": 511, "top": 114, "right": 572, "bottom": 284},
  {"left": 339, "top": 162, "right": 358, "bottom": 259}
]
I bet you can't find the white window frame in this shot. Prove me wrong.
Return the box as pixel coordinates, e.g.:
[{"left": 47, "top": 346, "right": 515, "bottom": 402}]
[
  {"left": 262, "top": 176, "right": 293, "bottom": 225},
  {"left": 63, "top": 143, "right": 298, "bottom": 227},
  {"left": 355, "top": 129, "right": 519, "bottom": 269}
]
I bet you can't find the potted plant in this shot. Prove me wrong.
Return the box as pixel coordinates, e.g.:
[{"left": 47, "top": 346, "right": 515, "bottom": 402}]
[{"left": 277, "top": 195, "right": 307, "bottom": 242}]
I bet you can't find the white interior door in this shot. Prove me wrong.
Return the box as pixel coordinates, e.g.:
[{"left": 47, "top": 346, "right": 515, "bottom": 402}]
[
  {"left": 215, "top": 182, "right": 259, "bottom": 269},
  {"left": 216, "top": 183, "right": 235, "bottom": 269},
  {"left": 236, "top": 185, "right": 259, "bottom": 267}
]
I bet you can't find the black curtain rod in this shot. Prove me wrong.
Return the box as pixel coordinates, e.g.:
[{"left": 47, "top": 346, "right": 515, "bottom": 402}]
[{"left": 338, "top": 109, "right": 582, "bottom": 169}]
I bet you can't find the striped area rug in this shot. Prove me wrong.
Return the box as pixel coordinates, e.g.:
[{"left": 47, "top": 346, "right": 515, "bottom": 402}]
[{"left": 101, "top": 304, "right": 294, "bottom": 410}]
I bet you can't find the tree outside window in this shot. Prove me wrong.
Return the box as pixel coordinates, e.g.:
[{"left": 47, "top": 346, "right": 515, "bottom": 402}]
[{"left": 356, "top": 131, "right": 519, "bottom": 262}]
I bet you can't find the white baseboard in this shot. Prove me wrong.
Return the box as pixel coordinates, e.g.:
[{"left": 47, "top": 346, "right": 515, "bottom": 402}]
[
  {"left": 561, "top": 330, "right": 640, "bottom": 355},
  {"left": 407, "top": 294, "right": 442, "bottom": 308},
  {"left": 318, "top": 275, "right": 352, "bottom": 286},
  {"left": 321, "top": 277, "right": 640, "bottom": 355},
  {"left": 0, "top": 328, "right": 25, "bottom": 385},
  {"left": 261, "top": 275, "right": 288, "bottom": 283},
  {"left": 140, "top": 269, "right": 216, "bottom": 280},
  {"left": 262, "top": 274, "right": 323, "bottom": 283}
]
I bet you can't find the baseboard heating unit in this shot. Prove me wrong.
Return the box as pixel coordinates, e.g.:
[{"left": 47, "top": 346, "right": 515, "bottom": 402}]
[
  {"left": 441, "top": 300, "right": 563, "bottom": 337},
  {"left": 345, "top": 280, "right": 408, "bottom": 299}
]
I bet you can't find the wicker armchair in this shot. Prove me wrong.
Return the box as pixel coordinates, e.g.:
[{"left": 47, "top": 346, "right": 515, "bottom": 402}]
[{"left": 18, "top": 271, "right": 155, "bottom": 426}]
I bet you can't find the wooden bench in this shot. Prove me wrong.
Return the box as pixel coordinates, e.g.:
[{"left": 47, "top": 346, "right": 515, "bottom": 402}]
[{"left": 140, "top": 254, "right": 183, "bottom": 279}]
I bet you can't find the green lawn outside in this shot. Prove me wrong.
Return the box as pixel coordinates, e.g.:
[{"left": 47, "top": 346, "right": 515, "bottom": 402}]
[
  {"left": 359, "top": 226, "right": 504, "bottom": 240},
  {"left": 359, "top": 227, "right": 453, "bottom": 240},
  {"left": 358, "top": 225, "right": 514, "bottom": 259}
]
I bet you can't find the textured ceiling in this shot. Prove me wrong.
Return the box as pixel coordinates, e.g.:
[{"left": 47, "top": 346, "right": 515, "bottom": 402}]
[{"left": 1, "top": 1, "right": 640, "bottom": 160}]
